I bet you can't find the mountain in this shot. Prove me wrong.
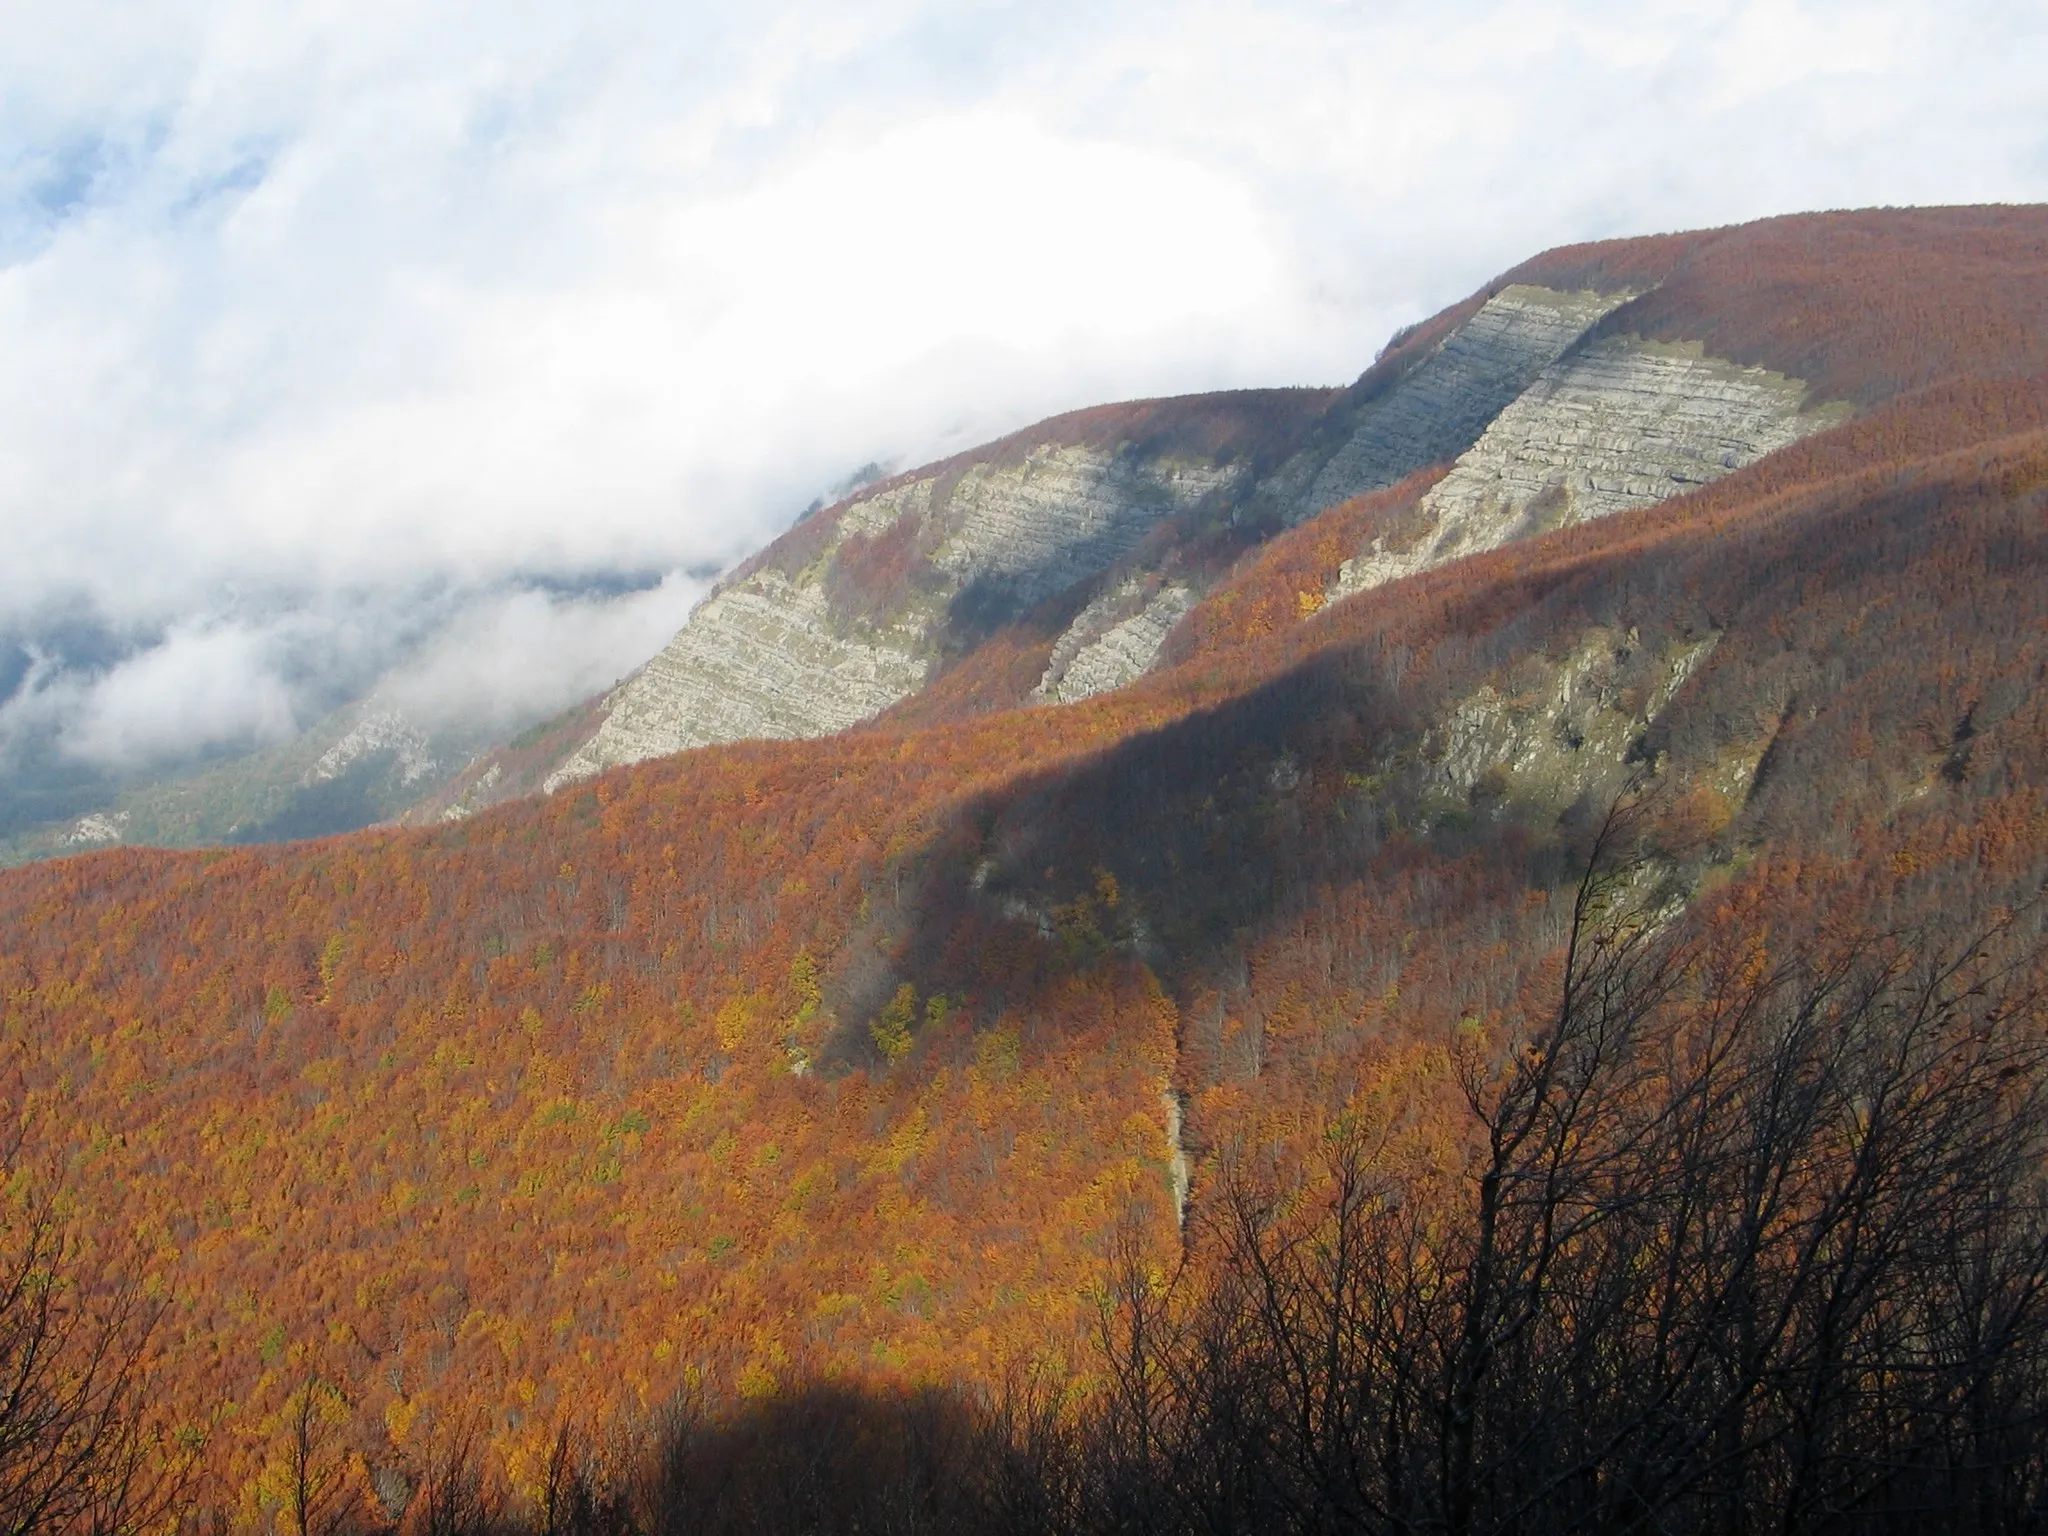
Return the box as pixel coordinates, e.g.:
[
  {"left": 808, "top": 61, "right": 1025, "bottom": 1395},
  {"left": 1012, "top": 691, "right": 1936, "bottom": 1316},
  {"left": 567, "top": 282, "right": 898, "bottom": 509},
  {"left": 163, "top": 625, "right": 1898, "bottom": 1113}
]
[
  {"left": 0, "top": 571, "right": 694, "bottom": 871},
  {"left": 410, "top": 391, "right": 1337, "bottom": 819},
  {"left": 416, "top": 222, "right": 1908, "bottom": 819},
  {"left": 0, "top": 696, "right": 499, "bottom": 866},
  {"left": 5, "top": 206, "right": 2048, "bottom": 1524}
]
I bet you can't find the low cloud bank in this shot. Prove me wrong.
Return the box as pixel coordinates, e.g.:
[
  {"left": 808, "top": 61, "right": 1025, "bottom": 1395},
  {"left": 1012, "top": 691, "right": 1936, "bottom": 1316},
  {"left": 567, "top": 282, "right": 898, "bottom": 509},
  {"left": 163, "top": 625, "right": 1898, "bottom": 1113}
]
[
  {"left": 378, "top": 574, "right": 706, "bottom": 741},
  {"left": 0, "top": 573, "right": 706, "bottom": 781},
  {"left": 57, "top": 623, "right": 301, "bottom": 768}
]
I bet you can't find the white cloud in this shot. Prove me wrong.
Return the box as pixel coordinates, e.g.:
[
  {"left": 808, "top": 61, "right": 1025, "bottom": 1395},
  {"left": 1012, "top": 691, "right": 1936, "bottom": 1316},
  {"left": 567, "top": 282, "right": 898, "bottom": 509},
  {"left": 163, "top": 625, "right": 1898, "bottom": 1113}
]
[
  {"left": 58, "top": 622, "right": 299, "bottom": 768},
  {"left": 144, "top": 111, "right": 1282, "bottom": 592},
  {"left": 378, "top": 574, "right": 708, "bottom": 737},
  {"left": 0, "top": 0, "right": 2042, "bottom": 778}
]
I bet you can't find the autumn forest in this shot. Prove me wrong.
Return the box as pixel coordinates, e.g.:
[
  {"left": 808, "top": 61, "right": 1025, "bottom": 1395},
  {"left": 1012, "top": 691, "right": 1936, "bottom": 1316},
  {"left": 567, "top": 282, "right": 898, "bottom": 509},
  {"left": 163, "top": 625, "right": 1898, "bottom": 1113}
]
[{"left": 7, "top": 206, "right": 2048, "bottom": 1532}]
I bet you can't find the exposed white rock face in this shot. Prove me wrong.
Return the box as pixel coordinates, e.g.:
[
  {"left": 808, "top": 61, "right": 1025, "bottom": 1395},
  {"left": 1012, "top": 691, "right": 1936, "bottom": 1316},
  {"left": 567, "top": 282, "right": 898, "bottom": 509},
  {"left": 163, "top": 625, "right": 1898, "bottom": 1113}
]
[
  {"left": 437, "top": 762, "right": 502, "bottom": 823},
  {"left": 1035, "top": 581, "right": 1196, "bottom": 704},
  {"left": 1009, "top": 289, "right": 1631, "bottom": 707},
  {"left": 929, "top": 448, "right": 1235, "bottom": 608},
  {"left": 1297, "top": 285, "right": 1635, "bottom": 519},
  {"left": 1333, "top": 337, "right": 1846, "bottom": 599},
  {"left": 1419, "top": 627, "right": 1720, "bottom": 811},
  {"left": 838, "top": 444, "right": 1236, "bottom": 603},
  {"left": 545, "top": 573, "right": 928, "bottom": 791},
  {"left": 312, "top": 709, "right": 439, "bottom": 787},
  {"left": 548, "top": 444, "right": 1238, "bottom": 791},
  {"left": 63, "top": 810, "right": 129, "bottom": 846}
]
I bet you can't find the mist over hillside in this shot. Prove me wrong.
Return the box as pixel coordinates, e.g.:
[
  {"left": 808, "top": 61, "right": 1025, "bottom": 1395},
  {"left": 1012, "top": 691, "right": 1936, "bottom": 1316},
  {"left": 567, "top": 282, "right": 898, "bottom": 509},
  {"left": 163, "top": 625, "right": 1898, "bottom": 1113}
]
[{"left": 0, "top": 568, "right": 715, "bottom": 864}]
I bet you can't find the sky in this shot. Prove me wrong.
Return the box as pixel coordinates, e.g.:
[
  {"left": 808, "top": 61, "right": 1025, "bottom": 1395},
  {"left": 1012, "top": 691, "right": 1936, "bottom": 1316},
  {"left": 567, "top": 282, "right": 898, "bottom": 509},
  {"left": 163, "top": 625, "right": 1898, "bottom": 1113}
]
[{"left": 2, "top": 0, "right": 2045, "bottom": 777}]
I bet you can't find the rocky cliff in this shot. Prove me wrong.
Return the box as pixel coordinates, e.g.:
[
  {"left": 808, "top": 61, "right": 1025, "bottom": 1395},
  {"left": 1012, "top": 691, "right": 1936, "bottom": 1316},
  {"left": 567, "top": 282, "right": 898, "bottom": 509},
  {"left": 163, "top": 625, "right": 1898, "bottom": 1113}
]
[
  {"left": 431, "top": 279, "right": 1859, "bottom": 817},
  {"left": 1034, "top": 579, "right": 1197, "bottom": 704},
  {"left": 1285, "top": 283, "right": 1634, "bottom": 519},
  {"left": 1331, "top": 335, "right": 1849, "bottom": 598},
  {"left": 539, "top": 437, "right": 1254, "bottom": 792},
  {"left": 543, "top": 573, "right": 930, "bottom": 792},
  {"left": 402, "top": 394, "right": 1328, "bottom": 814}
]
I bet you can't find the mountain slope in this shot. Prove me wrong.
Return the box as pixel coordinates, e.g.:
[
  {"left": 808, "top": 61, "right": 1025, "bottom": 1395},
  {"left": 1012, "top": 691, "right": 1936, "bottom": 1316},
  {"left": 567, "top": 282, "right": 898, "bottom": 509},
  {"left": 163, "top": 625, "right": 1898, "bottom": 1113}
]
[
  {"left": 432, "top": 207, "right": 2048, "bottom": 824},
  {"left": 415, "top": 391, "right": 1338, "bottom": 818},
  {"left": 0, "top": 698, "right": 485, "bottom": 866},
  {"left": 4, "top": 205, "right": 2048, "bottom": 1519}
]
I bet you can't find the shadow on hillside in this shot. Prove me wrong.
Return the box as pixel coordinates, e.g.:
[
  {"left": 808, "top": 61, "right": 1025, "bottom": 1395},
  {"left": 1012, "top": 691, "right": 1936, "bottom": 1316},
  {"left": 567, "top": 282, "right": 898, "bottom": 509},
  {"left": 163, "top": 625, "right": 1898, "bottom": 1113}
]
[
  {"left": 821, "top": 619, "right": 1596, "bottom": 1070},
  {"left": 811, "top": 417, "right": 2048, "bottom": 1078},
  {"left": 619, "top": 1384, "right": 1007, "bottom": 1536}
]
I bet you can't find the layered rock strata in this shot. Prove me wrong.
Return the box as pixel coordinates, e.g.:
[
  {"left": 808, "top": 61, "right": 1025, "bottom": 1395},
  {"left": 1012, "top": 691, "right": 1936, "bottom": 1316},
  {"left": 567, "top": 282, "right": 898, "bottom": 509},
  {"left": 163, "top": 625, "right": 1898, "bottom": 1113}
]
[
  {"left": 1021, "top": 287, "right": 1638, "bottom": 709},
  {"left": 1035, "top": 581, "right": 1197, "bottom": 704},
  {"left": 1290, "top": 284, "right": 1635, "bottom": 520},
  {"left": 548, "top": 310, "right": 1844, "bottom": 792},
  {"left": 1332, "top": 338, "right": 1847, "bottom": 599},
  {"left": 544, "top": 574, "right": 928, "bottom": 792},
  {"left": 547, "top": 445, "right": 1241, "bottom": 790},
  {"left": 852, "top": 445, "right": 1236, "bottom": 609}
]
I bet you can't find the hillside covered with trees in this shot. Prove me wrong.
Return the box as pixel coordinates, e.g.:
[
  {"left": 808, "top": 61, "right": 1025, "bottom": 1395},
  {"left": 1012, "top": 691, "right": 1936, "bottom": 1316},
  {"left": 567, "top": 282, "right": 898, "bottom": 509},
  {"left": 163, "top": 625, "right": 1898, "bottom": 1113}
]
[{"left": 5, "top": 205, "right": 2048, "bottom": 1531}]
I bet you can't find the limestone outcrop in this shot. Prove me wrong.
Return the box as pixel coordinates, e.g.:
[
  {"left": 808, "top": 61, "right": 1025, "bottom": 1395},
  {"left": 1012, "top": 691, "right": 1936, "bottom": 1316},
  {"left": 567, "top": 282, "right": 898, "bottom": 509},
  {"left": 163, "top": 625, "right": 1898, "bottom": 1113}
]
[
  {"left": 545, "top": 574, "right": 928, "bottom": 791},
  {"left": 312, "top": 709, "right": 440, "bottom": 787},
  {"left": 1015, "top": 285, "right": 1639, "bottom": 709},
  {"left": 1034, "top": 581, "right": 1196, "bottom": 705},
  {"left": 1418, "top": 627, "right": 1720, "bottom": 815},
  {"left": 865, "top": 444, "right": 1237, "bottom": 610},
  {"left": 62, "top": 811, "right": 129, "bottom": 847},
  {"left": 556, "top": 288, "right": 1661, "bottom": 794},
  {"left": 1332, "top": 337, "right": 1847, "bottom": 599},
  {"left": 443, "top": 286, "right": 1860, "bottom": 812},
  {"left": 1288, "top": 284, "right": 1635, "bottom": 521},
  {"left": 546, "top": 439, "right": 1247, "bottom": 791}
]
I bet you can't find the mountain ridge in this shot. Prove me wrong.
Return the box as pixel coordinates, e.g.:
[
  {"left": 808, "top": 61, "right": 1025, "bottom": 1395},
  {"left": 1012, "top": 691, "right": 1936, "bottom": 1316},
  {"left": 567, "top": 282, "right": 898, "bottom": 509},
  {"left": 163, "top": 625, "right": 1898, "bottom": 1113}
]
[{"left": 422, "top": 206, "right": 2048, "bottom": 824}]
